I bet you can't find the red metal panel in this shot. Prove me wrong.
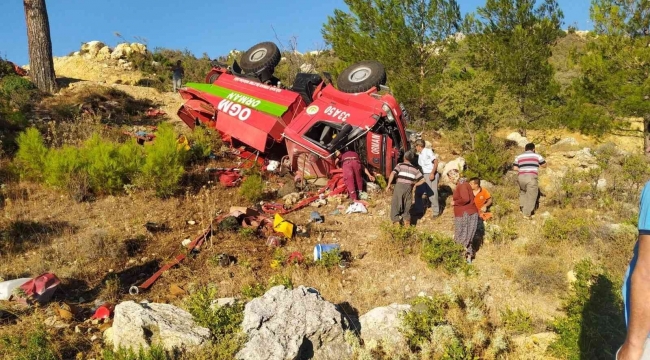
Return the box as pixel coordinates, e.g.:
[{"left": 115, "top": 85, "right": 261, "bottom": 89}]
[{"left": 215, "top": 112, "right": 269, "bottom": 152}]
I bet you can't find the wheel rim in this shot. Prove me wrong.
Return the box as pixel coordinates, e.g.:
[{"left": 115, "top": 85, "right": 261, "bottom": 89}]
[
  {"left": 249, "top": 48, "right": 268, "bottom": 62},
  {"left": 348, "top": 66, "right": 372, "bottom": 83}
]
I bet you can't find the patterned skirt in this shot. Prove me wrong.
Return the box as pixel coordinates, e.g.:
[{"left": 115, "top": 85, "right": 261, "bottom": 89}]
[{"left": 454, "top": 212, "right": 479, "bottom": 256}]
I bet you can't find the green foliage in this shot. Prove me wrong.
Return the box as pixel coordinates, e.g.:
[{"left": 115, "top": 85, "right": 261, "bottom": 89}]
[
  {"left": 500, "top": 308, "right": 534, "bottom": 335},
  {"left": 184, "top": 285, "right": 245, "bottom": 341},
  {"left": 317, "top": 247, "right": 342, "bottom": 269},
  {"left": 141, "top": 123, "right": 187, "bottom": 198},
  {"left": 542, "top": 211, "right": 592, "bottom": 243},
  {"left": 0, "top": 326, "right": 58, "bottom": 360},
  {"left": 622, "top": 154, "right": 650, "bottom": 190},
  {"left": 464, "top": 132, "right": 511, "bottom": 184},
  {"left": 102, "top": 345, "right": 169, "bottom": 360},
  {"left": 241, "top": 283, "right": 265, "bottom": 299},
  {"left": 15, "top": 127, "right": 48, "bottom": 181},
  {"left": 84, "top": 135, "right": 144, "bottom": 194},
  {"left": 188, "top": 126, "right": 221, "bottom": 163},
  {"left": 239, "top": 174, "right": 264, "bottom": 203},
  {"left": 420, "top": 231, "right": 469, "bottom": 273},
  {"left": 268, "top": 274, "right": 293, "bottom": 289},
  {"left": 323, "top": 0, "right": 462, "bottom": 122},
  {"left": 237, "top": 227, "right": 257, "bottom": 239},
  {"left": 549, "top": 259, "right": 625, "bottom": 360},
  {"left": 401, "top": 296, "right": 449, "bottom": 349},
  {"left": 374, "top": 173, "right": 387, "bottom": 189},
  {"left": 465, "top": 0, "right": 564, "bottom": 126},
  {"left": 0, "top": 75, "right": 37, "bottom": 112},
  {"left": 380, "top": 221, "right": 418, "bottom": 243},
  {"left": 437, "top": 69, "right": 520, "bottom": 148},
  {"left": 0, "top": 58, "right": 14, "bottom": 79}
]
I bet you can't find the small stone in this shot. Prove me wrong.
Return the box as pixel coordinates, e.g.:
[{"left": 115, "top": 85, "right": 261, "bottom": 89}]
[
  {"left": 187, "top": 220, "right": 196, "bottom": 225},
  {"left": 75, "top": 325, "right": 81, "bottom": 333},
  {"left": 92, "top": 319, "right": 100, "bottom": 325},
  {"left": 411, "top": 276, "right": 416, "bottom": 281},
  {"left": 597, "top": 178, "right": 607, "bottom": 191},
  {"left": 418, "top": 291, "right": 427, "bottom": 297},
  {"left": 91, "top": 335, "right": 99, "bottom": 342}
]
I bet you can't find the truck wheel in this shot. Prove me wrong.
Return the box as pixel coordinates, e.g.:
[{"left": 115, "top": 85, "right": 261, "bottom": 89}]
[
  {"left": 206, "top": 70, "right": 220, "bottom": 84},
  {"left": 337, "top": 61, "right": 387, "bottom": 93},
  {"left": 239, "top": 42, "right": 281, "bottom": 74}
]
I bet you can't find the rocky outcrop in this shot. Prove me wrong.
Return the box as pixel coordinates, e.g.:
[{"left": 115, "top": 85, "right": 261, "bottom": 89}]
[
  {"left": 359, "top": 304, "right": 411, "bottom": 349},
  {"left": 440, "top": 157, "right": 465, "bottom": 186},
  {"left": 105, "top": 301, "right": 211, "bottom": 353},
  {"left": 507, "top": 132, "right": 529, "bottom": 148},
  {"left": 236, "top": 286, "right": 351, "bottom": 360},
  {"left": 81, "top": 41, "right": 105, "bottom": 58}
]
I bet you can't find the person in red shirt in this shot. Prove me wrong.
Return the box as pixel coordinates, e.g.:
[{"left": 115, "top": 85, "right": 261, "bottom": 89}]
[
  {"left": 335, "top": 148, "right": 375, "bottom": 201},
  {"left": 451, "top": 176, "right": 479, "bottom": 263}
]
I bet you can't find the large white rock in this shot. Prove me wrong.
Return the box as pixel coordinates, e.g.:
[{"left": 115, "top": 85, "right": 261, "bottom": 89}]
[
  {"left": 81, "top": 41, "right": 105, "bottom": 58},
  {"left": 111, "top": 43, "right": 134, "bottom": 60},
  {"left": 507, "top": 132, "right": 529, "bottom": 148},
  {"left": 105, "top": 301, "right": 211, "bottom": 353},
  {"left": 130, "top": 42, "right": 147, "bottom": 55},
  {"left": 552, "top": 137, "right": 579, "bottom": 148},
  {"left": 359, "top": 304, "right": 411, "bottom": 349},
  {"left": 441, "top": 157, "right": 465, "bottom": 185},
  {"left": 236, "top": 286, "right": 351, "bottom": 360},
  {"left": 97, "top": 46, "right": 112, "bottom": 60}
]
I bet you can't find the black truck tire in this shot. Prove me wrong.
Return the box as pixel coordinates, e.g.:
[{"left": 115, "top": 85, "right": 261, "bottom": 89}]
[
  {"left": 239, "top": 42, "right": 281, "bottom": 74},
  {"left": 337, "top": 61, "right": 387, "bottom": 93}
]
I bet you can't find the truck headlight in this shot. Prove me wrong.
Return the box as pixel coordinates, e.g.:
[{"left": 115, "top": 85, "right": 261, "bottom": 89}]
[{"left": 382, "top": 104, "right": 395, "bottom": 123}]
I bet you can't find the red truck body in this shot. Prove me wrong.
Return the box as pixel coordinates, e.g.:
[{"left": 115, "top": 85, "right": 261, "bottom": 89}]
[{"left": 177, "top": 53, "right": 410, "bottom": 181}]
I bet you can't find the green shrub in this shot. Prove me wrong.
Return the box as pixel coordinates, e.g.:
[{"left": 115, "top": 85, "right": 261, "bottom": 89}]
[
  {"left": 44, "top": 145, "right": 89, "bottom": 200},
  {"left": 464, "top": 132, "right": 511, "bottom": 184},
  {"left": 141, "top": 123, "right": 187, "bottom": 197},
  {"left": 237, "top": 227, "right": 257, "bottom": 239},
  {"left": 420, "top": 231, "right": 469, "bottom": 274},
  {"left": 317, "top": 247, "right": 342, "bottom": 268},
  {"left": 241, "top": 283, "right": 265, "bottom": 299},
  {"left": 102, "top": 345, "right": 169, "bottom": 360},
  {"left": 401, "top": 296, "right": 450, "bottom": 349},
  {"left": 268, "top": 274, "right": 293, "bottom": 289},
  {"left": 84, "top": 135, "right": 144, "bottom": 194},
  {"left": 0, "top": 75, "right": 37, "bottom": 111},
  {"left": 239, "top": 174, "right": 264, "bottom": 202},
  {"left": 380, "top": 221, "right": 418, "bottom": 244},
  {"left": 542, "top": 211, "right": 592, "bottom": 243},
  {"left": 622, "top": 154, "right": 650, "bottom": 191},
  {"left": 0, "top": 59, "right": 14, "bottom": 78},
  {"left": 188, "top": 126, "right": 220, "bottom": 163},
  {"left": 500, "top": 308, "right": 534, "bottom": 335},
  {"left": 0, "top": 326, "right": 58, "bottom": 360},
  {"left": 15, "top": 127, "right": 48, "bottom": 181},
  {"left": 549, "top": 260, "right": 625, "bottom": 360},
  {"left": 184, "top": 285, "right": 245, "bottom": 341}
]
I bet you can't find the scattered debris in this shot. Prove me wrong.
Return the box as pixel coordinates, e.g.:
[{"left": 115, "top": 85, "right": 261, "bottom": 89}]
[
  {"left": 13, "top": 273, "right": 61, "bottom": 305},
  {"left": 144, "top": 221, "right": 168, "bottom": 233},
  {"left": 345, "top": 202, "right": 368, "bottom": 214},
  {"left": 169, "top": 284, "right": 186, "bottom": 297},
  {"left": 0, "top": 278, "right": 31, "bottom": 301},
  {"left": 211, "top": 297, "right": 237, "bottom": 310},
  {"left": 310, "top": 211, "right": 324, "bottom": 223}
]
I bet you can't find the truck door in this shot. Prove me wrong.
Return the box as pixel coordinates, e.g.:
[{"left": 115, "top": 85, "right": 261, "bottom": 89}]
[{"left": 366, "top": 131, "right": 396, "bottom": 178}]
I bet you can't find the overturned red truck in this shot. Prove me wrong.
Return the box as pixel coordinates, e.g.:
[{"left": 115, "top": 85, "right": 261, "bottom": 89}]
[{"left": 177, "top": 41, "right": 412, "bottom": 182}]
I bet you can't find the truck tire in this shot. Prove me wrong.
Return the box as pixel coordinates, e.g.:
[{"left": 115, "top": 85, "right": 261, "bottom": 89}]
[
  {"left": 337, "top": 61, "right": 386, "bottom": 93},
  {"left": 239, "top": 42, "right": 281, "bottom": 74}
]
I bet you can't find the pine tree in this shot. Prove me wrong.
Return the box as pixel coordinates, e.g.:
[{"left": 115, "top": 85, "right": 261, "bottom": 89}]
[
  {"left": 23, "top": 0, "right": 57, "bottom": 93},
  {"left": 322, "top": 0, "right": 461, "bottom": 123},
  {"left": 465, "top": 0, "right": 564, "bottom": 132}
]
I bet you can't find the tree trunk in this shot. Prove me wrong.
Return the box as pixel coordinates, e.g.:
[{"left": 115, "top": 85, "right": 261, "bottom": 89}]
[{"left": 23, "top": 0, "right": 56, "bottom": 93}]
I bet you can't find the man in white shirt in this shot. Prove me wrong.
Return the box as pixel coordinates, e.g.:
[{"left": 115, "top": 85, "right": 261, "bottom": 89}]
[{"left": 414, "top": 139, "right": 440, "bottom": 218}]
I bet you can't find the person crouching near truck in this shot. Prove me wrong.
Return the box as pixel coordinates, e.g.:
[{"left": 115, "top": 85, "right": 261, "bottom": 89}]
[
  {"left": 335, "top": 148, "right": 375, "bottom": 202},
  {"left": 386, "top": 151, "right": 425, "bottom": 226}
]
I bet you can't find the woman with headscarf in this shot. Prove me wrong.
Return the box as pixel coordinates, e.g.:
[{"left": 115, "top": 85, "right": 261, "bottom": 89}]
[{"left": 450, "top": 171, "right": 479, "bottom": 264}]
